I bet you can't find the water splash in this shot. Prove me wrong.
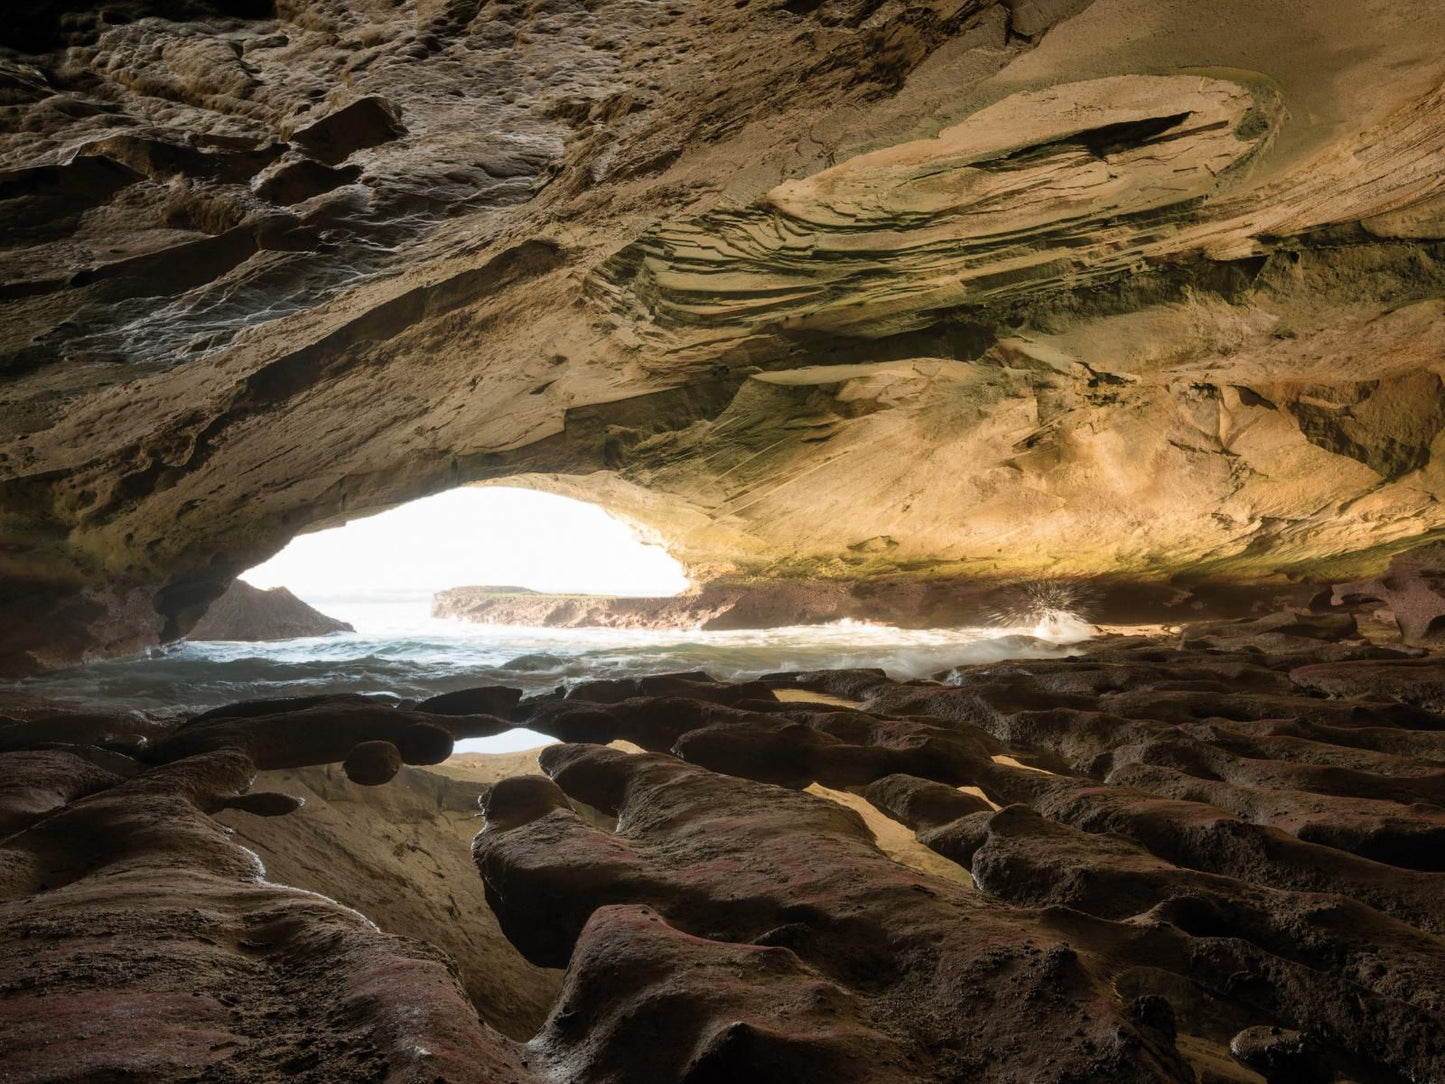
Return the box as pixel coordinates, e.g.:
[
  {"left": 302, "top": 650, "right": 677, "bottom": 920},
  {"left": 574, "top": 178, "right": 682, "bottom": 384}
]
[
  {"left": 14, "top": 595, "right": 1097, "bottom": 720},
  {"left": 990, "top": 579, "right": 1098, "bottom": 634}
]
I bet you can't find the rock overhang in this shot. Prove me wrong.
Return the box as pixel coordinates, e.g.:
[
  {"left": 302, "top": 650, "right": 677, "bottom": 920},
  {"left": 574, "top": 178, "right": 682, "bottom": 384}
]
[{"left": 1, "top": 0, "right": 1444, "bottom": 670}]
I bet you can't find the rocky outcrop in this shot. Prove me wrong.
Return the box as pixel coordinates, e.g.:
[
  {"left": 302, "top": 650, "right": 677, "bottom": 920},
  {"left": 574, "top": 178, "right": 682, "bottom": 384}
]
[
  {"left": 8, "top": 2, "right": 1445, "bottom": 1077},
  {"left": 187, "top": 579, "right": 353, "bottom": 640},
  {"left": 4, "top": 0, "right": 1445, "bottom": 669},
  {"left": 435, "top": 576, "right": 1322, "bottom": 631}
]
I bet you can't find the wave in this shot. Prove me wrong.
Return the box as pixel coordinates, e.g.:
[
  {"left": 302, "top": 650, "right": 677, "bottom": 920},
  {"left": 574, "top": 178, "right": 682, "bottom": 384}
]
[{"left": 12, "top": 602, "right": 1096, "bottom": 723}]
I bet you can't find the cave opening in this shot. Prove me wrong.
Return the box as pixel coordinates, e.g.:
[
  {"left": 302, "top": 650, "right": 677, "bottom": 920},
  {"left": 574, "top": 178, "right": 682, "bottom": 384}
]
[
  {"left": 240, "top": 484, "right": 691, "bottom": 633},
  {"left": 13, "top": 475, "right": 1103, "bottom": 733},
  {"left": 227, "top": 484, "right": 693, "bottom": 754}
]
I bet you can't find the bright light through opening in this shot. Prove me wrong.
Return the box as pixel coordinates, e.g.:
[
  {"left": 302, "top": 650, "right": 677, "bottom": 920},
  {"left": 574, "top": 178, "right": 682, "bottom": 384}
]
[{"left": 242, "top": 486, "right": 690, "bottom": 604}]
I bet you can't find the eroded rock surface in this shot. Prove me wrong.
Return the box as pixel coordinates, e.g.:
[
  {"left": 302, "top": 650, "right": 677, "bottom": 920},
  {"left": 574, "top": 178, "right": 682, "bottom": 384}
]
[
  {"left": 0, "top": 741, "right": 537, "bottom": 1083},
  {"left": 1326, "top": 543, "right": 1445, "bottom": 645},
  {"left": 3, "top": 620, "right": 1445, "bottom": 1080},
  {"left": 474, "top": 624, "right": 1445, "bottom": 1082},
  {"left": 215, "top": 755, "right": 564, "bottom": 1040}
]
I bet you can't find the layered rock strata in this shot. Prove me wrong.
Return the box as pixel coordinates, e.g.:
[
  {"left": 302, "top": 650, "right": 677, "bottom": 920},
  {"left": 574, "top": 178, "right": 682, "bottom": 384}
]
[
  {"left": 3, "top": 617, "right": 1445, "bottom": 1081},
  {"left": 4, "top": 0, "right": 1445, "bottom": 670}
]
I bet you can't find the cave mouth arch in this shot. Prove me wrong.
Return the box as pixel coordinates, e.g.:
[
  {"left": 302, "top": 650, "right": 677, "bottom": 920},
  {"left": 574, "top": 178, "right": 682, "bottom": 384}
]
[{"left": 240, "top": 485, "right": 691, "bottom": 633}]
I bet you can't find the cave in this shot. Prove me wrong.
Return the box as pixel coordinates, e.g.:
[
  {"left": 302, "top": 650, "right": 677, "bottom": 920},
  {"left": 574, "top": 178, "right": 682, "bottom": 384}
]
[{"left": 4, "top": 0, "right": 1445, "bottom": 1080}]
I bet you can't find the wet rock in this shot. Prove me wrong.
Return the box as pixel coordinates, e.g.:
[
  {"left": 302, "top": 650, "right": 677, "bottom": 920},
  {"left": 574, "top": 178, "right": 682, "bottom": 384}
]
[
  {"left": 153, "top": 702, "right": 504, "bottom": 770},
  {"left": 528, "top": 695, "right": 713, "bottom": 752},
  {"left": 477, "top": 743, "right": 1197, "bottom": 1081},
  {"left": 187, "top": 692, "right": 385, "bottom": 724},
  {"left": 501, "top": 652, "right": 568, "bottom": 672},
  {"left": 0, "top": 710, "right": 168, "bottom": 756},
  {"left": 564, "top": 672, "right": 776, "bottom": 707},
  {"left": 530, "top": 904, "right": 916, "bottom": 1084},
  {"left": 761, "top": 668, "right": 892, "bottom": 701},
  {"left": 396, "top": 721, "right": 455, "bottom": 765},
  {"left": 9, "top": 631, "right": 1445, "bottom": 1079},
  {"left": 416, "top": 685, "right": 523, "bottom": 719},
  {"left": 220, "top": 756, "right": 564, "bottom": 1041},
  {"left": 1290, "top": 657, "right": 1445, "bottom": 712},
  {"left": 1033, "top": 780, "right": 1445, "bottom": 934},
  {"left": 862, "top": 773, "right": 996, "bottom": 830},
  {"left": 0, "top": 747, "right": 536, "bottom": 1083},
  {"left": 969, "top": 804, "right": 1445, "bottom": 1017},
  {"left": 1178, "top": 611, "right": 1359, "bottom": 653},
  {"left": 0, "top": 749, "right": 121, "bottom": 833}
]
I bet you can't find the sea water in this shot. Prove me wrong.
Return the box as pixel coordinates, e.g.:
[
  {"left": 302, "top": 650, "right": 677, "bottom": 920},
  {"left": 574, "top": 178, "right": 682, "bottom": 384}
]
[{"left": 11, "top": 594, "right": 1096, "bottom": 752}]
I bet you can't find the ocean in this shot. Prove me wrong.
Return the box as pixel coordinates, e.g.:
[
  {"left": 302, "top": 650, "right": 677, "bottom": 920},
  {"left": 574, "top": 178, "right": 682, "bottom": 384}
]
[{"left": 12, "top": 594, "right": 1095, "bottom": 752}]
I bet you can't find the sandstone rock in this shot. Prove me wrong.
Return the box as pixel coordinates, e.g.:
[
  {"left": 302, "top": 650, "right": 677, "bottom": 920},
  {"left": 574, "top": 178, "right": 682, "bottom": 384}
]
[
  {"left": 469, "top": 636, "right": 1445, "bottom": 1082},
  {"left": 566, "top": 672, "right": 775, "bottom": 706},
  {"left": 0, "top": 748, "right": 537, "bottom": 1084},
  {"left": 531, "top": 903, "right": 917, "bottom": 1084},
  {"left": 0, "top": 749, "right": 120, "bottom": 833},
  {"left": 219, "top": 755, "right": 565, "bottom": 1040},
  {"left": 152, "top": 701, "right": 508, "bottom": 769},
  {"left": 1290, "top": 657, "right": 1445, "bottom": 712},
  {"left": 7, "top": 0, "right": 1445, "bottom": 1076},
  {"left": 285, "top": 95, "right": 406, "bottom": 166},
  {"left": 476, "top": 743, "right": 1197, "bottom": 1081},
  {"left": 396, "top": 721, "right": 454, "bottom": 765},
  {"left": 861, "top": 772, "right": 996, "bottom": 829},
  {"left": 1229, "top": 1027, "right": 1328, "bottom": 1084},
  {"left": 1178, "top": 611, "right": 1360, "bottom": 653},
  {"left": 188, "top": 691, "right": 384, "bottom": 723}
]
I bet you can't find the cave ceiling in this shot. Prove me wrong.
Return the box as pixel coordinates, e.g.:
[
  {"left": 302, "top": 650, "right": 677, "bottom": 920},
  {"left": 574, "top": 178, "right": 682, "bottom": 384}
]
[{"left": 2, "top": 0, "right": 1445, "bottom": 670}]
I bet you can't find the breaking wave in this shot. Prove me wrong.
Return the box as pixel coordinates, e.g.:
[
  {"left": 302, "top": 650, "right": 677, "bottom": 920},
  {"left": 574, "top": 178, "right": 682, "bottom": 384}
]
[{"left": 14, "top": 598, "right": 1097, "bottom": 751}]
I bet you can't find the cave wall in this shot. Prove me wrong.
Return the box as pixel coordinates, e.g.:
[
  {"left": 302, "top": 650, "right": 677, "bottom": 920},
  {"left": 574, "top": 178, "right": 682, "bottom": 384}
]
[{"left": 3, "top": 0, "right": 1445, "bottom": 671}]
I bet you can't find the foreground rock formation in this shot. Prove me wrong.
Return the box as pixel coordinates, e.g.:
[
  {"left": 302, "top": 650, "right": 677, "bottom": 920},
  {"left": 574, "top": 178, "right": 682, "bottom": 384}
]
[
  {"left": 4, "top": 0, "right": 1445, "bottom": 671},
  {"left": 3, "top": 617, "right": 1444, "bottom": 1081}
]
